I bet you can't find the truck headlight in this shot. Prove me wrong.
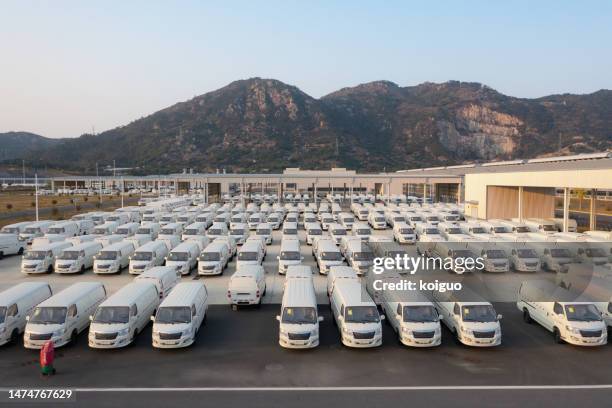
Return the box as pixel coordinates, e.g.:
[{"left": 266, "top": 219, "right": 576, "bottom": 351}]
[
  {"left": 401, "top": 326, "right": 411, "bottom": 334},
  {"left": 0, "top": 326, "right": 6, "bottom": 334},
  {"left": 52, "top": 329, "right": 65, "bottom": 337},
  {"left": 565, "top": 325, "right": 580, "bottom": 334},
  {"left": 117, "top": 328, "right": 129, "bottom": 337},
  {"left": 460, "top": 327, "right": 472, "bottom": 335},
  {"left": 342, "top": 327, "right": 351, "bottom": 335}
]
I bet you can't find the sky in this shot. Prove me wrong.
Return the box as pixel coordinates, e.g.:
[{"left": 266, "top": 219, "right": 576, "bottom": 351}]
[{"left": 1, "top": 0, "right": 610, "bottom": 138}]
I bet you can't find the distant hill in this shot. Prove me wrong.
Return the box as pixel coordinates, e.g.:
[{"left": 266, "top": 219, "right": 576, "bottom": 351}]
[
  {"left": 4, "top": 79, "right": 611, "bottom": 173},
  {"left": 0, "top": 132, "right": 60, "bottom": 161}
]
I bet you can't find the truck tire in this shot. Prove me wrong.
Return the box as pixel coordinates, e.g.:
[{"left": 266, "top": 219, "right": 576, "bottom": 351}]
[
  {"left": 18, "top": 247, "right": 24, "bottom": 255},
  {"left": 523, "top": 309, "right": 532, "bottom": 324},
  {"left": 70, "top": 330, "right": 78, "bottom": 345},
  {"left": 553, "top": 327, "right": 563, "bottom": 344},
  {"left": 0, "top": 251, "right": 3, "bottom": 260},
  {"left": 10, "top": 329, "right": 19, "bottom": 345}
]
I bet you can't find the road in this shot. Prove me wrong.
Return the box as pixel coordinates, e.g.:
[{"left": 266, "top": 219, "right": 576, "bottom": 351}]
[{"left": 0, "top": 227, "right": 611, "bottom": 407}]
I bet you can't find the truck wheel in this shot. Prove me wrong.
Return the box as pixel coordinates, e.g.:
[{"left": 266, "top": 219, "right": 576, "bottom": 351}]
[
  {"left": 47, "top": 265, "right": 53, "bottom": 274},
  {"left": 80, "top": 265, "right": 85, "bottom": 274},
  {"left": 10, "top": 329, "right": 19, "bottom": 345},
  {"left": 18, "top": 247, "right": 24, "bottom": 255},
  {"left": 553, "top": 327, "right": 563, "bottom": 344},
  {"left": 0, "top": 252, "right": 3, "bottom": 260},
  {"left": 70, "top": 330, "right": 78, "bottom": 345},
  {"left": 263, "top": 287, "right": 267, "bottom": 296},
  {"left": 453, "top": 329, "right": 462, "bottom": 345},
  {"left": 522, "top": 309, "right": 532, "bottom": 324}
]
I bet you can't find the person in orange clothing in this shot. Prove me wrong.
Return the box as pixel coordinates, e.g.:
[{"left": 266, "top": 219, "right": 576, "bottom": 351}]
[{"left": 40, "top": 340, "right": 56, "bottom": 376}]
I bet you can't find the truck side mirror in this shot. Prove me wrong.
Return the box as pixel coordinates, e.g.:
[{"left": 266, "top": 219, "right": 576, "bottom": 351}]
[
  {"left": 438, "top": 315, "right": 444, "bottom": 321},
  {"left": 337, "top": 315, "right": 343, "bottom": 321},
  {"left": 380, "top": 315, "right": 386, "bottom": 321},
  {"left": 497, "top": 314, "right": 503, "bottom": 321},
  {"left": 25, "top": 315, "right": 30, "bottom": 321},
  {"left": 150, "top": 315, "right": 155, "bottom": 322},
  {"left": 318, "top": 316, "right": 324, "bottom": 322},
  {"left": 275, "top": 315, "right": 280, "bottom": 322},
  {"left": 89, "top": 315, "right": 93, "bottom": 321}
]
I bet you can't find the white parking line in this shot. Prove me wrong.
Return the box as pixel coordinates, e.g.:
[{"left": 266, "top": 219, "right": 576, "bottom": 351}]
[{"left": 41, "top": 384, "right": 612, "bottom": 392}]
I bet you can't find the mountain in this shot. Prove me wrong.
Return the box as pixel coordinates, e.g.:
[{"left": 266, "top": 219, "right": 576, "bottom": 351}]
[
  {"left": 5, "top": 79, "right": 612, "bottom": 173},
  {"left": 0, "top": 132, "right": 60, "bottom": 162}
]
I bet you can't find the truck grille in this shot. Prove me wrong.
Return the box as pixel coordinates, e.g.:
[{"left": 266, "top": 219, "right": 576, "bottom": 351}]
[
  {"left": 525, "top": 262, "right": 538, "bottom": 268},
  {"left": 287, "top": 332, "right": 310, "bottom": 340},
  {"left": 95, "top": 332, "right": 118, "bottom": 340},
  {"left": 413, "top": 331, "right": 435, "bottom": 339},
  {"left": 473, "top": 331, "right": 496, "bottom": 338},
  {"left": 353, "top": 331, "right": 375, "bottom": 340},
  {"left": 159, "top": 332, "right": 182, "bottom": 340},
  {"left": 29, "top": 333, "right": 53, "bottom": 341},
  {"left": 580, "top": 330, "right": 602, "bottom": 338}
]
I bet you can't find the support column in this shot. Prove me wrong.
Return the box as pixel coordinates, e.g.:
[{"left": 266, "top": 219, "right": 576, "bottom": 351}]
[
  {"left": 590, "top": 189, "right": 597, "bottom": 230},
  {"left": 563, "top": 187, "right": 570, "bottom": 232},
  {"left": 518, "top": 186, "right": 524, "bottom": 222}
]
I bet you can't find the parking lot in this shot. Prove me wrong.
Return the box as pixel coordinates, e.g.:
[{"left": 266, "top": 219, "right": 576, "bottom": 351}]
[{"left": 1, "top": 227, "right": 611, "bottom": 406}]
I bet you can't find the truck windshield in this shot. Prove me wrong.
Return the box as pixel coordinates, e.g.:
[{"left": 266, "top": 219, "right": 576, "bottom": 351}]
[
  {"left": 200, "top": 252, "right": 220, "bottom": 261},
  {"left": 452, "top": 250, "right": 474, "bottom": 258},
  {"left": 343, "top": 218, "right": 355, "bottom": 223},
  {"left": 515, "top": 226, "right": 530, "bottom": 233},
  {"left": 280, "top": 251, "right": 301, "bottom": 260},
  {"left": 58, "top": 251, "right": 80, "bottom": 260},
  {"left": 354, "top": 252, "right": 374, "bottom": 261},
  {"left": 447, "top": 228, "right": 462, "bottom": 234},
  {"left": 97, "top": 251, "right": 118, "bottom": 261},
  {"left": 47, "top": 228, "right": 65, "bottom": 234},
  {"left": 24, "top": 251, "right": 48, "bottom": 260},
  {"left": 542, "top": 225, "right": 556, "bottom": 232},
  {"left": 471, "top": 227, "right": 487, "bottom": 234},
  {"left": 283, "top": 229, "right": 297, "bottom": 235},
  {"left": 137, "top": 228, "right": 151, "bottom": 235},
  {"left": 426, "top": 216, "right": 439, "bottom": 222},
  {"left": 356, "top": 229, "right": 371, "bottom": 235},
  {"left": 493, "top": 227, "right": 509, "bottom": 233},
  {"left": 1, "top": 227, "right": 19, "bottom": 234},
  {"left": 586, "top": 248, "right": 607, "bottom": 258},
  {"left": 238, "top": 252, "right": 258, "bottom": 261},
  {"left": 133, "top": 252, "right": 153, "bottom": 261},
  {"left": 93, "top": 306, "right": 129, "bottom": 324},
  {"left": 462, "top": 305, "right": 497, "bottom": 322},
  {"left": 400, "top": 228, "right": 414, "bottom": 234},
  {"left": 0, "top": 307, "right": 6, "bottom": 324},
  {"left": 403, "top": 305, "right": 438, "bottom": 322},
  {"left": 160, "top": 229, "right": 176, "bottom": 235},
  {"left": 257, "top": 229, "right": 271, "bottom": 235},
  {"left": 321, "top": 251, "right": 342, "bottom": 261},
  {"left": 282, "top": 307, "right": 317, "bottom": 324},
  {"left": 345, "top": 306, "right": 380, "bottom": 323},
  {"left": 155, "top": 307, "right": 191, "bottom": 324},
  {"left": 231, "top": 230, "right": 244, "bottom": 235},
  {"left": 375, "top": 217, "right": 385, "bottom": 223},
  {"left": 93, "top": 228, "right": 107, "bottom": 235},
  {"left": 30, "top": 307, "right": 67, "bottom": 324},
  {"left": 116, "top": 229, "right": 130, "bottom": 235},
  {"left": 564, "top": 304, "right": 602, "bottom": 322},
  {"left": 486, "top": 250, "right": 507, "bottom": 259},
  {"left": 168, "top": 252, "right": 189, "bottom": 262},
  {"left": 24, "top": 227, "right": 41, "bottom": 234},
  {"left": 208, "top": 229, "right": 222, "bottom": 235},
  {"left": 332, "top": 229, "right": 347, "bottom": 236},
  {"left": 550, "top": 248, "right": 571, "bottom": 258},
  {"left": 517, "top": 249, "right": 537, "bottom": 259},
  {"left": 425, "top": 228, "right": 439, "bottom": 234}
]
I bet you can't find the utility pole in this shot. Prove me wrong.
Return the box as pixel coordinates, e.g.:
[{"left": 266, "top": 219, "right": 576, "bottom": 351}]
[
  {"left": 35, "top": 174, "right": 39, "bottom": 221},
  {"left": 121, "top": 176, "right": 125, "bottom": 208},
  {"left": 22, "top": 160, "right": 25, "bottom": 184}
]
